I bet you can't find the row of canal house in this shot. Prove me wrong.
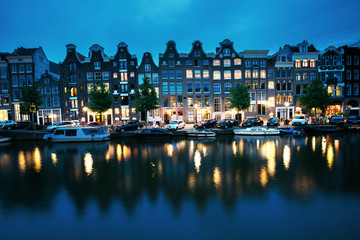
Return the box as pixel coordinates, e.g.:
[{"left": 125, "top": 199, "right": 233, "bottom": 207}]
[{"left": 1, "top": 40, "right": 360, "bottom": 125}]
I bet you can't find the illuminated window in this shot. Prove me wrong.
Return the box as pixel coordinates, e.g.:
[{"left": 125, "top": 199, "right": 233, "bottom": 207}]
[
  {"left": 186, "top": 70, "right": 193, "bottom": 79},
  {"left": 170, "top": 96, "right": 176, "bottom": 107},
  {"left": 303, "top": 72, "right": 308, "bottom": 81},
  {"left": 245, "top": 70, "right": 251, "bottom": 78},
  {"left": 234, "top": 58, "right": 241, "bottom": 65},
  {"left": 295, "top": 59, "right": 301, "bottom": 68},
  {"left": 260, "top": 70, "right": 266, "bottom": 79},
  {"left": 303, "top": 59, "right": 308, "bottom": 67},
  {"left": 113, "top": 73, "right": 118, "bottom": 78},
  {"left": 224, "top": 70, "right": 231, "bottom": 79},
  {"left": 195, "top": 70, "right": 201, "bottom": 79},
  {"left": 245, "top": 81, "right": 250, "bottom": 89},
  {"left": 188, "top": 97, "right": 193, "bottom": 107},
  {"left": 252, "top": 70, "right": 258, "bottom": 78},
  {"left": 252, "top": 81, "right": 258, "bottom": 89},
  {"left": 213, "top": 71, "right": 221, "bottom": 80},
  {"left": 268, "top": 81, "right": 274, "bottom": 89},
  {"left": 214, "top": 98, "right": 221, "bottom": 112},
  {"left": 203, "top": 70, "right": 209, "bottom": 79},
  {"left": 310, "top": 59, "right": 316, "bottom": 68},
  {"left": 234, "top": 70, "right": 242, "bottom": 79},
  {"left": 120, "top": 72, "right": 127, "bottom": 81},
  {"left": 276, "top": 96, "right": 281, "bottom": 104},
  {"left": 213, "top": 59, "right": 220, "bottom": 66},
  {"left": 224, "top": 59, "right": 231, "bottom": 67},
  {"left": 296, "top": 73, "right": 301, "bottom": 81}
]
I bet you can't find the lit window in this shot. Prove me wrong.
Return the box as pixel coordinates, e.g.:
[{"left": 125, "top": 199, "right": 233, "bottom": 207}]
[
  {"left": 260, "top": 70, "right": 266, "bottom": 79},
  {"left": 303, "top": 59, "right": 308, "bottom": 67},
  {"left": 186, "top": 70, "right": 193, "bottom": 79},
  {"left": 268, "top": 81, "right": 274, "bottom": 89},
  {"left": 295, "top": 59, "right": 301, "bottom": 68},
  {"left": 234, "top": 58, "right": 241, "bottom": 65},
  {"left": 245, "top": 70, "right": 251, "bottom": 78},
  {"left": 224, "top": 70, "right": 231, "bottom": 79},
  {"left": 113, "top": 73, "right": 118, "bottom": 78},
  {"left": 234, "top": 70, "right": 242, "bottom": 79},
  {"left": 213, "top": 59, "right": 220, "bottom": 66},
  {"left": 213, "top": 71, "right": 221, "bottom": 80},
  {"left": 252, "top": 70, "right": 258, "bottom": 78},
  {"left": 195, "top": 70, "right": 201, "bottom": 79},
  {"left": 203, "top": 70, "right": 209, "bottom": 79},
  {"left": 224, "top": 59, "right": 231, "bottom": 67},
  {"left": 310, "top": 59, "right": 316, "bottom": 68}
]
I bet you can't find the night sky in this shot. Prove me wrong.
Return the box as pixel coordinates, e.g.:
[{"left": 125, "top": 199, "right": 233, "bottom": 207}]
[{"left": 1, "top": 0, "right": 359, "bottom": 63}]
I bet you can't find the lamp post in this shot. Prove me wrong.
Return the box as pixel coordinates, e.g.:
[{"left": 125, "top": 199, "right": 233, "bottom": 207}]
[
  {"left": 284, "top": 102, "right": 289, "bottom": 125},
  {"left": 82, "top": 107, "right": 88, "bottom": 125}
]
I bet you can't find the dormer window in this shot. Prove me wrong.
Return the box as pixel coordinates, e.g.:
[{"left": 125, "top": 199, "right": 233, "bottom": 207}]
[
  {"left": 300, "top": 45, "right": 308, "bottom": 53},
  {"left": 194, "top": 50, "right": 201, "bottom": 57},
  {"left": 169, "top": 53, "right": 174, "bottom": 58},
  {"left": 145, "top": 64, "right": 151, "bottom": 72},
  {"left": 69, "top": 62, "right": 76, "bottom": 71},
  {"left": 223, "top": 49, "right": 230, "bottom": 56},
  {"left": 94, "top": 62, "right": 101, "bottom": 70}
]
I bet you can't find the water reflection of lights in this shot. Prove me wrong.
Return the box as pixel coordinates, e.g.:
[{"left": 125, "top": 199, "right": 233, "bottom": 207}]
[
  {"left": 116, "top": 144, "right": 122, "bottom": 161},
  {"left": 321, "top": 137, "right": 327, "bottom": 156},
  {"left": 194, "top": 150, "right": 201, "bottom": 173},
  {"left": 232, "top": 141, "right": 237, "bottom": 155},
  {"left": 84, "top": 152, "right": 93, "bottom": 175},
  {"left": 51, "top": 153, "right": 58, "bottom": 166},
  {"left": 188, "top": 173, "right": 196, "bottom": 190},
  {"left": 33, "top": 147, "right": 42, "bottom": 173},
  {"left": 283, "top": 145, "right": 291, "bottom": 170},
  {"left": 262, "top": 141, "right": 276, "bottom": 177},
  {"left": 202, "top": 146, "right": 207, "bottom": 157},
  {"left": 312, "top": 136, "right": 316, "bottom": 152},
  {"left": 257, "top": 139, "right": 260, "bottom": 150},
  {"left": 327, "top": 144, "right": 334, "bottom": 170},
  {"left": 167, "top": 144, "right": 174, "bottom": 157},
  {"left": 259, "top": 167, "right": 268, "bottom": 187},
  {"left": 334, "top": 140, "right": 340, "bottom": 151},
  {"left": 213, "top": 167, "right": 222, "bottom": 188},
  {"left": 18, "top": 151, "right": 26, "bottom": 172}
]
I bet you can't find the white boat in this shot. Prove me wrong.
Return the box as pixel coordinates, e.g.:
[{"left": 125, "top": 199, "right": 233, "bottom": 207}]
[
  {"left": 43, "top": 126, "right": 110, "bottom": 142},
  {"left": 0, "top": 137, "right": 11, "bottom": 143},
  {"left": 233, "top": 127, "right": 281, "bottom": 136},
  {"left": 187, "top": 130, "right": 216, "bottom": 137}
]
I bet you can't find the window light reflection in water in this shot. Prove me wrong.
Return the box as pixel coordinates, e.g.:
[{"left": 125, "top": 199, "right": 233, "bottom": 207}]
[
  {"left": 327, "top": 143, "right": 334, "bottom": 170},
  {"left": 84, "top": 152, "right": 93, "bottom": 175},
  {"left": 51, "top": 153, "right": 58, "bottom": 166},
  {"left": 283, "top": 145, "right": 291, "bottom": 170},
  {"left": 33, "top": 147, "right": 42, "bottom": 173},
  {"left": 194, "top": 150, "right": 201, "bottom": 173},
  {"left": 213, "top": 167, "right": 222, "bottom": 188}
]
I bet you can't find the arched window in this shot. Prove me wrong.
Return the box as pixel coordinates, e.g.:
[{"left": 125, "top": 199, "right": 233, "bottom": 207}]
[{"left": 70, "top": 87, "right": 77, "bottom": 97}]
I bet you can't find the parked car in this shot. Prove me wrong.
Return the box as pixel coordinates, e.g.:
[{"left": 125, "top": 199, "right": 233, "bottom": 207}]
[
  {"left": 267, "top": 118, "right": 279, "bottom": 127},
  {"left": 2, "top": 121, "right": 41, "bottom": 130},
  {"left": 167, "top": 120, "right": 185, "bottom": 130},
  {"left": 193, "top": 119, "right": 217, "bottom": 129},
  {"left": 346, "top": 115, "right": 360, "bottom": 124},
  {"left": 87, "top": 121, "right": 101, "bottom": 127},
  {"left": 46, "top": 121, "right": 77, "bottom": 131},
  {"left": 0, "top": 120, "right": 15, "bottom": 128},
  {"left": 329, "top": 115, "right": 344, "bottom": 125},
  {"left": 116, "top": 122, "right": 144, "bottom": 132},
  {"left": 291, "top": 115, "right": 307, "bottom": 126},
  {"left": 216, "top": 119, "right": 239, "bottom": 129},
  {"left": 242, "top": 118, "right": 263, "bottom": 127}
]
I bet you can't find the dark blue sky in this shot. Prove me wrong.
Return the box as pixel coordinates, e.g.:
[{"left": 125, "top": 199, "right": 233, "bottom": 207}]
[{"left": 1, "top": 0, "right": 359, "bottom": 63}]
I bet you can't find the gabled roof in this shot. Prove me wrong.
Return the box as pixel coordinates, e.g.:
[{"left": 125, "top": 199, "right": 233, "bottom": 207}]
[
  {"left": 11, "top": 47, "right": 39, "bottom": 56},
  {"left": 348, "top": 41, "right": 360, "bottom": 48}
]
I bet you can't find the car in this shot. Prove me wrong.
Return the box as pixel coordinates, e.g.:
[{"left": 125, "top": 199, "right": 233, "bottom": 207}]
[
  {"left": 167, "top": 120, "right": 185, "bottom": 130},
  {"left": 242, "top": 118, "right": 264, "bottom": 127},
  {"left": 87, "top": 121, "right": 101, "bottom": 127},
  {"left": 46, "top": 121, "right": 77, "bottom": 131},
  {"left": 291, "top": 115, "right": 307, "bottom": 126},
  {"left": 0, "top": 120, "right": 15, "bottom": 128},
  {"left": 193, "top": 119, "right": 217, "bottom": 129},
  {"left": 346, "top": 115, "right": 360, "bottom": 124},
  {"left": 267, "top": 118, "right": 279, "bottom": 127},
  {"left": 329, "top": 115, "right": 344, "bottom": 125},
  {"left": 216, "top": 119, "right": 239, "bottom": 129},
  {"left": 2, "top": 121, "right": 41, "bottom": 130},
  {"left": 116, "top": 121, "right": 144, "bottom": 132}
]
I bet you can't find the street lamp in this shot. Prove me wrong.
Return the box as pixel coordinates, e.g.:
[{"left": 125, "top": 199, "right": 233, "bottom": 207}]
[
  {"left": 82, "top": 106, "right": 88, "bottom": 125},
  {"left": 284, "top": 102, "right": 289, "bottom": 125}
]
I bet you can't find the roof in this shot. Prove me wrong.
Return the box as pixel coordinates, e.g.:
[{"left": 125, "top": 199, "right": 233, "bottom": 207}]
[
  {"left": 76, "top": 52, "right": 86, "bottom": 61},
  {"left": 11, "top": 47, "right": 39, "bottom": 56},
  {"left": 49, "top": 61, "right": 60, "bottom": 75},
  {"left": 0, "top": 52, "right": 10, "bottom": 61}
]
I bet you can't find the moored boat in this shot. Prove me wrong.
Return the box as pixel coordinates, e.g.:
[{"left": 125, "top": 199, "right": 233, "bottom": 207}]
[
  {"left": 233, "top": 127, "right": 281, "bottom": 136},
  {"left": 43, "top": 126, "right": 110, "bottom": 142},
  {"left": 280, "top": 128, "right": 304, "bottom": 135},
  {"left": 187, "top": 130, "right": 216, "bottom": 137},
  {"left": 0, "top": 137, "right": 11, "bottom": 143},
  {"left": 137, "top": 128, "right": 173, "bottom": 139}
]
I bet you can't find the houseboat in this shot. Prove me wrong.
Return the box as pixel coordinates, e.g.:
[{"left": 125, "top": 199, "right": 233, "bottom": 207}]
[{"left": 43, "top": 126, "right": 110, "bottom": 142}]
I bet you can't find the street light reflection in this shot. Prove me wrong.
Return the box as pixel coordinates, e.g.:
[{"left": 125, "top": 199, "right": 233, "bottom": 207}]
[
  {"left": 194, "top": 150, "right": 201, "bottom": 173},
  {"left": 84, "top": 152, "right": 93, "bottom": 175},
  {"left": 283, "top": 145, "right": 291, "bottom": 170}
]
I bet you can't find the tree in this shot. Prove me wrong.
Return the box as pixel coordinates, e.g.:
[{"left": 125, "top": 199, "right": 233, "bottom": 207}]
[
  {"left": 228, "top": 83, "right": 250, "bottom": 121},
  {"left": 134, "top": 76, "right": 159, "bottom": 127},
  {"left": 20, "top": 83, "right": 43, "bottom": 122},
  {"left": 299, "top": 77, "right": 331, "bottom": 119},
  {"left": 88, "top": 80, "right": 113, "bottom": 125}
]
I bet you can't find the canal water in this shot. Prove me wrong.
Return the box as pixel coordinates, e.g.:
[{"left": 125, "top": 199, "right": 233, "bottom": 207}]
[{"left": 0, "top": 134, "right": 360, "bottom": 239}]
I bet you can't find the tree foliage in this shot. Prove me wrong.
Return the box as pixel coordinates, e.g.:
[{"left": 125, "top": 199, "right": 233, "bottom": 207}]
[
  {"left": 88, "top": 80, "right": 113, "bottom": 124},
  {"left": 299, "top": 78, "right": 331, "bottom": 116},
  {"left": 228, "top": 83, "right": 251, "bottom": 112},
  {"left": 20, "top": 83, "right": 43, "bottom": 121},
  {"left": 134, "top": 77, "right": 159, "bottom": 125}
]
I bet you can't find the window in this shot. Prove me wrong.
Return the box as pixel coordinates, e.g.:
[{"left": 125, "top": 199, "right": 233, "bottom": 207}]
[
  {"left": 245, "top": 81, "right": 250, "bottom": 89},
  {"left": 296, "top": 73, "right": 301, "bottom": 81},
  {"left": 13, "top": 90, "right": 19, "bottom": 100},
  {"left": 203, "top": 60, "right": 209, "bottom": 65},
  {"left": 18, "top": 65, "right": 25, "bottom": 73},
  {"left": 295, "top": 59, "right": 301, "bottom": 68},
  {"left": 310, "top": 59, "right": 316, "bottom": 68},
  {"left": 87, "top": 72, "right": 93, "bottom": 81},
  {"left": 204, "top": 96, "right": 210, "bottom": 107},
  {"left": 260, "top": 70, "right": 266, "bottom": 79},
  {"left": 120, "top": 72, "right": 128, "bottom": 81},
  {"left": 178, "top": 96, "right": 183, "bottom": 107},
  {"left": 310, "top": 72, "right": 316, "bottom": 80},
  {"left": 253, "top": 61, "right": 258, "bottom": 67},
  {"left": 245, "top": 60, "right": 251, "bottom": 67},
  {"left": 223, "top": 49, "right": 230, "bottom": 56},
  {"left": 194, "top": 59, "right": 200, "bottom": 67},
  {"left": 303, "top": 72, "right": 308, "bottom": 81},
  {"left": 354, "top": 83, "right": 359, "bottom": 95},
  {"left": 195, "top": 70, "right": 201, "bottom": 79},
  {"left": 252, "top": 70, "right": 258, "bottom": 78},
  {"left": 214, "top": 83, "right": 221, "bottom": 94},
  {"left": 12, "top": 76, "right": 18, "bottom": 86},
  {"left": 224, "top": 59, "right": 231, "bottom": 67},
  {"left": 276, "top": 83, "right": 281, "bottom": 91},
  {"left": 282, "top": 83, "right": 286, "bottom": 91},
  {"left": 224, "top": 83, "right": 231, "bottom": 93},
  {"left": 169, "top": 70, "right": 175, "bottom": 79},
  {"left": 46, "top": 97, "right": 52, "bottom": 108},
  {"left": 11, "top": 65, "right": 17, "bottom": 73},
  {"left": 234, "top": 70, "right": 242, "bottom": 79},
  {"left": 94, "top": 62, "right": 101, "bottom": 70},
  {"left": 260, "top": 81, "right": 265, "bottom": 89},
  {"left": 177, "top": 82, "right": 182, "bottom": 93},
  {"left": 346, "top": 56, "right": 352, "bottom": 65},
  {"left": 94, "top": 72, "right": 101, "bottom": 81},
  {"left": 186, "top": 60, "right": 192, "bottom": 65},
  {"left": 346, "top": 70, "right": 352, "bottom": 80},
  {"left": 38, "top": 87, "right": 43, "bottom": 94},
  {"left": 187, "top": 82, "right": 193, "bottom": 93},
  {"left": 303, "top": 59, "right": 308, "bottom": 67},
  {"left": 0, "top": 67, "right": 6, "bottom": 79},
  {"left": 176, "top": 70, "right": 182, "bottom": 79},
  {"left": 53, "top": 97, "right": 59, "bottom": 107},
  {"left": 234, "top": 58, "right": 241, "bottom": 65},
  {"left": 213, "top": 59, "right": 220, "bottom": 66},
  {"left": 268, "top": 70, "right": 274, "bottom": 78},
  {"left": 260, "top": 60, "right": 266, "bottom": 67},
  {"left": 27, "top": 75, "right": 33, "bottom": 85},
  {"left": 354, "top": 70, "right": 359, "bottom": 80},
  {"left": 102, "top": 72, "right": 109, "bottom": 80},
  {"left": 188, "top": 97, "right": 193, "bottom": 107},
  {"left": 70, "top": 87, "right": 77, "bottom": 97},
  {"left": 113, "top": 62, "right": 117, "bottom": 67},
  {"left": 162, "top": 70, "right": 168, "bottom": 79},
  {"left": 170, "top": 82, "right": 175, "bottom": 93},
  {"left": 346, "top": 84, "right": 351, "bottom": 95},
  {"left": 214, "top": 98, "right": 221, "bottom": 112},
  {"left": 225, "top": 97, "right": 231, "bottom": 111},
  {"left": 195, "top": 81, "right": 201, "bottom": 93},
  {"left": 276, "top": 70, "right": 281, "bottom": 78},
  {"left": 169, "top": 53, "right": 174, "bottom": 58},
  {"left": 252, "top": 81, "right": 258, "bottom": 89},
  {"left": 113, "top": 73, "right": 118, "bottom": 78},
  {"left": 250, "top": 92, "right": 256, "bottom": 101},
  {"left": 214, "top": 71, "right": 221, "bottom": 80},
  {"left": 169, "top": 60, "right": 175, "bottom": 67},
  {"left": 145, "top": 64, "right": 151, "bottom": 72},
  {"left": 224, "top": 70, "right": 231, "bottom": 79},
  {"left": 268, "top": 81, "right": 274, "bottom": 89},
  {"left": 52, "top": 86, "right": 58, "bottom": 94},
  {"left": 170, "top": 96, "right": 176, "bottom": 107},
  {"left": 26, "top": 64, "right": 32, "bottom": 73},
  {"left": 138, "top": 74, "right": 144, "bottom": 85},
  {"left": 163, "top": 82, "right": 168, "bottom": 93},
  {"left": 287, "top": 70, "right": 292, "bottom": 78},
  {"left": 287, "top": 83, "right": 292, "bottom": 91},
  {"left": 186, "top": 70, "right": 193, "bottom": 79},
  {"left": 163, "top": 96, "right": 169, "bottom": 107},
  {"left": 288, "top": 96, "right": 293, "bottom": 103},
  {"left": 153, "top": 73, "right": 159, "bottom": 84},
  {"left": 276, "top": 96, "right": 281, "bottom": 104},
  {"left": 296, "top": 85, "right": 301, "bottom": 94},
  {"left": 281, "top": 70, "right": 286, "bottom": 78},
  {"left": 245, "top": 70, "right": 251, "bottom": 78},
  {"left": 355, "top": 56, "right": 359, "bottom": 65},
  {"left": 203, "top": 70, "right": 209, "bottom": 79},
  {"left": 258, "top": 92, "right": 266, "bottom": 101},
  {"left": 203, "top": 81, "right": 210, "bottom": 93}
]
